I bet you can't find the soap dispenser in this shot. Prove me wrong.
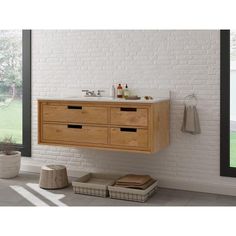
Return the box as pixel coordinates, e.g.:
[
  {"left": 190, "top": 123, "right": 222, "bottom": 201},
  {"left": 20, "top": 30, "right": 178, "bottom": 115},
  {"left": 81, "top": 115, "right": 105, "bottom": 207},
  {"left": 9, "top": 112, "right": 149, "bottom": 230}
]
[
  {"left": 117, "top": 84, "right": 123, "bottom": 98},
  {"left": 123, "top": 84, "right": 129, "bottom": 99}
]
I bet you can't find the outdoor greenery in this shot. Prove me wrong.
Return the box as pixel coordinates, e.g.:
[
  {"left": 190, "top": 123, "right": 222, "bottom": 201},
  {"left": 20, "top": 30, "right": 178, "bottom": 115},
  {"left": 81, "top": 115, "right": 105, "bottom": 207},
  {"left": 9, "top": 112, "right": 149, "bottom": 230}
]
[
  {"left": 230, "top": 132, "right": 236, "bottom": 167},
  {"left": 0, "top": 30, "right": 22, "bottom": 98},
  {"left": 0, "top": 100, "right": 22, "bottom": 144},
  {"left": 0, "top": 31, "right": 22, "bottom": 143}
]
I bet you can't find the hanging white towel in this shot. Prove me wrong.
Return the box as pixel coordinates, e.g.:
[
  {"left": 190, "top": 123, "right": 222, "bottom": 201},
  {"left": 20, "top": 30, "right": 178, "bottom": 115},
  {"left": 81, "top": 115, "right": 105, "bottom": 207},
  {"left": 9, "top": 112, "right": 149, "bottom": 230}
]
[{"left": 181, "top": 105, "right": 201, "bottom": 135}]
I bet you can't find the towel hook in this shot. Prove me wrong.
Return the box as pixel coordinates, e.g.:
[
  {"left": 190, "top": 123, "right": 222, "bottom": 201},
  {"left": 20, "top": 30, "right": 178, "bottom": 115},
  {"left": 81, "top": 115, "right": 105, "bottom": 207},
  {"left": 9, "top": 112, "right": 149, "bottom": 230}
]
[{"left": 184, "top": 93, "right": 198, "bottom": 106}]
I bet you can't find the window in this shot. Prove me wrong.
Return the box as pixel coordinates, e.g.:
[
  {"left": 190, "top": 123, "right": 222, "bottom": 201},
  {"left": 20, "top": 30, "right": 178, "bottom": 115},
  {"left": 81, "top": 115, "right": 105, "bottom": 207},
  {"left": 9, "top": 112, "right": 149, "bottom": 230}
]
[
  {"left": 0, "top": 30, "right": 31, "bottom": 156},
  {"left": 220, "top": 30, "right": 236, "bottom": 176}
]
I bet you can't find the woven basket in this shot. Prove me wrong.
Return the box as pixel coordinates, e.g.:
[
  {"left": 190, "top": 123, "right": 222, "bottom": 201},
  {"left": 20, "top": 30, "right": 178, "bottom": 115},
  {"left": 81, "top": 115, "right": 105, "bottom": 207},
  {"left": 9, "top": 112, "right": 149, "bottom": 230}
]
[
  {"left": 108, "top": 181, "right": 158, "bottom": 202},
  {"left": 72, "top": 173, "right": 121, "bottom": 198},
  {"left": 73, "top": 185, "right": 108, "bottom": 197}
]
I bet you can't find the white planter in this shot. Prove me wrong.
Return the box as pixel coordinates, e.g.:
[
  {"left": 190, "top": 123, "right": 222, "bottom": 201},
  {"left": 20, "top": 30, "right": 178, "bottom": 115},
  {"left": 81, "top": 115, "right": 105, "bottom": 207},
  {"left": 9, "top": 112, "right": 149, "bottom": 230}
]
[{"left": 0, "top": 151, "right": 21, "bottom": 179}]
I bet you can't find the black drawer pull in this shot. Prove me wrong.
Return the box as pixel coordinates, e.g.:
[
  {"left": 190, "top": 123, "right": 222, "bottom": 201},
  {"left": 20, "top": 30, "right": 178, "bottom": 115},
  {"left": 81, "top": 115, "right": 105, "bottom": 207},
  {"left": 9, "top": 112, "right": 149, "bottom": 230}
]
[
  {"left": 120, "top": 128, "right": 137, "bottom": 132},
  {"left": 120, "top": 107, "right": 137, "bottom": 112},
  {"left": 67, "top": 105, "right": 82, "bottom": 110},
  {"left": 67, "top": 124, "right": 82, "bottom": 129}
]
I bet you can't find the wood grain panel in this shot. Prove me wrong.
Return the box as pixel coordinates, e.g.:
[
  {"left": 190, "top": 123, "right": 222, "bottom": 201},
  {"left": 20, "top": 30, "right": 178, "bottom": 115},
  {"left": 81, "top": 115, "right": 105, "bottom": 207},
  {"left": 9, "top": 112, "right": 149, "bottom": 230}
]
[
  {"left": 43, "top": 104, "right": 108, "bottom": 124},
  {"left": 110, "top": 107, "right": 148, "bottom": 126},
  {"left": 43, "top": 123, "right": 108, "bottom": 145},
  {"left": 110, "top": 127, "right": 148, "bottom": 148},
  {"left": 151, "top": 101, "right": 170, "bottom": 152}
]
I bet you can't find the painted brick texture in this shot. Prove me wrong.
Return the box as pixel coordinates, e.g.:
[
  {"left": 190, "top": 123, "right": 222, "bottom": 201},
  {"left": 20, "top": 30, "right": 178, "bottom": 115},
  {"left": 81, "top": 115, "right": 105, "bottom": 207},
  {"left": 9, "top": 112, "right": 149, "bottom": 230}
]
[{"left": 31, "top": 30, "right": 235, "bottom": 190}]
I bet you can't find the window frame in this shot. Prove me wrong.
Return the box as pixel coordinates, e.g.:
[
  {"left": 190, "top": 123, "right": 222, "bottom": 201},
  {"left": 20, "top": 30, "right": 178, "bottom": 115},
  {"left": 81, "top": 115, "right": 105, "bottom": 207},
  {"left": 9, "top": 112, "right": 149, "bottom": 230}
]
[
  {"left": 220, "top": 29, "right": 236, "bottom": 176},
  {"left": 17, "top": 30, "right": 31, "bottom": 157}
]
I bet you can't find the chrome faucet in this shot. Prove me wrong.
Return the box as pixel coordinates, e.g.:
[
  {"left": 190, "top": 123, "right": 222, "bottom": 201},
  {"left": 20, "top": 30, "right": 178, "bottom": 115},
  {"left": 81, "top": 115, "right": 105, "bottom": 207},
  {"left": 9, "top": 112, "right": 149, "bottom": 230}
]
[
  {"left": 82, "top": 89, "right": 105, "bottom": 97},
  {"left": 82, "top": 90, "right": 95, "bottom": 96}
]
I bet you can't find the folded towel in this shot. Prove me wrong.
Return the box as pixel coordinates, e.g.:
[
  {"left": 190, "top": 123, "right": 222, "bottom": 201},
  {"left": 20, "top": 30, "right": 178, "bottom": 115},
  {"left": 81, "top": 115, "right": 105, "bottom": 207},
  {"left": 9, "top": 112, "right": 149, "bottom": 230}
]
[
  {"left": 116, "top": 174, "right": 152, "bottom": 186},
  {"left": 114, "top": 178, "right": 156, "bottom": 190},
  {"left": 181, "top": 105, "right": 201, "bottom": 135}
]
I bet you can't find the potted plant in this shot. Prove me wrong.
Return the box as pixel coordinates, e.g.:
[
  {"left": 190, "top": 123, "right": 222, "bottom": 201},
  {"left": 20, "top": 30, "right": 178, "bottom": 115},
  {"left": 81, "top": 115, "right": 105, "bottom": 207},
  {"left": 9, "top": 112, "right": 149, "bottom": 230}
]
[{"left": 0, "top": 136, "right": 21, "bottom": 178}]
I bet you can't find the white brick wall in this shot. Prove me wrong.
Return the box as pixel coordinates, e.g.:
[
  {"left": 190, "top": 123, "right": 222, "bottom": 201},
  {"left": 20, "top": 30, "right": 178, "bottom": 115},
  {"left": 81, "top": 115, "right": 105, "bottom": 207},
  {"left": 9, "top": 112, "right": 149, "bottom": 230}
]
[{"left": 30, "top": 30, "right": 236, "bottom": 194}]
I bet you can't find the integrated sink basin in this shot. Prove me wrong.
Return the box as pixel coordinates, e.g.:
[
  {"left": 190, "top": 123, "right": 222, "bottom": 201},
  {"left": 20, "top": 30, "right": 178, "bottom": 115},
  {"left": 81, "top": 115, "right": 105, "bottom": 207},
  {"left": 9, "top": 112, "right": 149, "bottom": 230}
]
[
  {"left": 38, "top": 96, "right": 168, "bottom": 104},
  {"left": 64, "top": 96, "right": 115, "bottom": 101}
]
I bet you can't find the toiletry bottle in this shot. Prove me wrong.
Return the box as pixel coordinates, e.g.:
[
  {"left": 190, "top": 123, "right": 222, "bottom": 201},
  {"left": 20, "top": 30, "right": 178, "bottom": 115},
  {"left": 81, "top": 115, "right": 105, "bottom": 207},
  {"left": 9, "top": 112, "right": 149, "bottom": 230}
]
[
  {"left": 110, "top": 85, "right": 115, "bottom": 99},
  {"left": 123, "top": 84, "right": 129, "bottom": 99},
  {"left": 117, "top": 84, "right": 123, "bottom": 98}
]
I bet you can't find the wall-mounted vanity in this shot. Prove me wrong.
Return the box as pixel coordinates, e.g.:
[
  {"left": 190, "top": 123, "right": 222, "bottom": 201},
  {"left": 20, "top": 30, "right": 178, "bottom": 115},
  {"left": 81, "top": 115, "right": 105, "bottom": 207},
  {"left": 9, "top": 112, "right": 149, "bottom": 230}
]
[{"left": 38, "top": 97, "right": 170, "bottom": 153}]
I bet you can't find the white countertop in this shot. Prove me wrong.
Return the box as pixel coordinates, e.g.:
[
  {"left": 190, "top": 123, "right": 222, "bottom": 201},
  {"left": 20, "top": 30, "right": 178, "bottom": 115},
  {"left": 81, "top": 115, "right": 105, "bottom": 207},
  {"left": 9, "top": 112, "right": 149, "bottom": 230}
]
[{"left": 37, "top": 96, "right": 169, "bottom": 103}]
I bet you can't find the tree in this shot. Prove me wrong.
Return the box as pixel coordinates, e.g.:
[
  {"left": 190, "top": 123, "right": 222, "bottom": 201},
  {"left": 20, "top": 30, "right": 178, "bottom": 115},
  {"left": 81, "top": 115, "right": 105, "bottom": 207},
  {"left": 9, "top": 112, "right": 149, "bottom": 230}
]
[{"left": 0, "top": 30, "right": 22, "bottom": 99}]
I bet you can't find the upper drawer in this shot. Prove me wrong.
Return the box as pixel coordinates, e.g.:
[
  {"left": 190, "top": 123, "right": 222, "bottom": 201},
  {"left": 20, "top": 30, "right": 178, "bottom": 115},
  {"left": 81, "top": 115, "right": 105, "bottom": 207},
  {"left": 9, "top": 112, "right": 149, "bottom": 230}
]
[
  {"left": 110, "top": 107, "right": 148, "bottom": 126},
  {"left": 42, "top": 104, "right": 108, "bottom": 124}
]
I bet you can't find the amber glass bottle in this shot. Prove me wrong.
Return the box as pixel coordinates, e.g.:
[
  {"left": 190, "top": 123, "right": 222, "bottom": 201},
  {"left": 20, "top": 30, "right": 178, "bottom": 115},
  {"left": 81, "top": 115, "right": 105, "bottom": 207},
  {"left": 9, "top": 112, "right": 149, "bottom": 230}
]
[{"left": 117, "top": 84, "right": 123, "bottom": 98}]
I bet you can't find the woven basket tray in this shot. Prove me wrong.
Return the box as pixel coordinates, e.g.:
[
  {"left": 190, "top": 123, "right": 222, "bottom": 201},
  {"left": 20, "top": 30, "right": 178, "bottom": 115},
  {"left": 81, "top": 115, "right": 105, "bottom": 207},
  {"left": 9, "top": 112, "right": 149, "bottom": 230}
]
[
  {"left": 108, "top": 180, "right": 158, "bottom": 202},
  {"left": 72, "top": 173, "right": 121, "bottom": 198}
]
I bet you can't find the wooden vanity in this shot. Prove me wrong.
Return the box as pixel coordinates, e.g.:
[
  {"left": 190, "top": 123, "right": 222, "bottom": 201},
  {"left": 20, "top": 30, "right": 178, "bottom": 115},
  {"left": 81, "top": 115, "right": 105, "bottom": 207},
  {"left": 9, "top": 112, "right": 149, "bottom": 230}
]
[{"left": 38, "top": 98, "right": 170, "bottom": 153}]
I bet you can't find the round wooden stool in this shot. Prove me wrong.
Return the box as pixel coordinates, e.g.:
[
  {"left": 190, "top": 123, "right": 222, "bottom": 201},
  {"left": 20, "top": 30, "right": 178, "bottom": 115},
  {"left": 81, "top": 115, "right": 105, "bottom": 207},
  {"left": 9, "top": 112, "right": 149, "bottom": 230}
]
[{"left": 39, "top": 165, "right": 69, "bottom": 189}]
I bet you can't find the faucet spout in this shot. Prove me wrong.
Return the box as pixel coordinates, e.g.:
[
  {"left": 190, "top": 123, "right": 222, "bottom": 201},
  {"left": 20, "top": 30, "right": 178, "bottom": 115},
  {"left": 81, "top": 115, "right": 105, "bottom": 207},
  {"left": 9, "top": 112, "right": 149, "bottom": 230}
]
[{"left": 82, "top": 90, "right": 104, "bottom": 97}]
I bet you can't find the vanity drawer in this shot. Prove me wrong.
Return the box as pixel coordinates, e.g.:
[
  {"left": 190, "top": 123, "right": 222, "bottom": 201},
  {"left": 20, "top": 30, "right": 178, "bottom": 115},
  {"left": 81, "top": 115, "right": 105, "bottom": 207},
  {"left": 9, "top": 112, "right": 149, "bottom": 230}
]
[
  {"left": 110, "top": 127, "right": 148, "bottom": 148},
  {"left": 43, "top": 123, "right": 108, "bottom": 145},
  {"left": 42, "top": 104, "right": 108, "bottom": 124},
  {"left": 110, "top": 107, "right": 148, "bottom": 126}
]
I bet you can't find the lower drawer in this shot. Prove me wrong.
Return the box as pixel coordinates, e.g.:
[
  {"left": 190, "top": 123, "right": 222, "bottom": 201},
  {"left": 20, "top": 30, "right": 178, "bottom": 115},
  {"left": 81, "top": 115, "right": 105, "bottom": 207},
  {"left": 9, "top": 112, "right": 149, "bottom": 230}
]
[
  {"left": 110, "top": 127, "right": 148, "bottom": 148},
  {"left": 42, "top": 124, "right": 108, "bottom": 145}
]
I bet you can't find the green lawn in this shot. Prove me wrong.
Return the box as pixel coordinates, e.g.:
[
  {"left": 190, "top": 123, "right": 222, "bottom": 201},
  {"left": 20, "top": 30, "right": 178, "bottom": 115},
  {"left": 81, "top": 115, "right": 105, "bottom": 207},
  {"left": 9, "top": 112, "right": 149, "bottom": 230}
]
[
  {"left": 0, "top": 100, "right": 22, "bottom": 144},
  {"left": 230, "top": 132, "right": 236, "bottom": 167}
]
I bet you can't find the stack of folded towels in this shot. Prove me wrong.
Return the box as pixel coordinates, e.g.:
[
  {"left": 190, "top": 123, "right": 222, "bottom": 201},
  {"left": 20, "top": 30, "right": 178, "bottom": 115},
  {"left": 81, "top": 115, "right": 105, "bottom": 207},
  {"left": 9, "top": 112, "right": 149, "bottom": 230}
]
[{"left": 114, "top": 174, "right": 155, "bottom": 190}]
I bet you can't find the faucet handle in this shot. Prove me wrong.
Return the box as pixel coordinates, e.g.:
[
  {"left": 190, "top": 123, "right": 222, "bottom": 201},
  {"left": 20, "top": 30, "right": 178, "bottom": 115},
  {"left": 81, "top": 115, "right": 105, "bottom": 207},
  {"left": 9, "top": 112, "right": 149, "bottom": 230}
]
[
  {"left": 97, "top": 90, "right": 105, "bottom": 96},
  {"left": 82, "top": 89, "right": 89, "bottom": 95}
]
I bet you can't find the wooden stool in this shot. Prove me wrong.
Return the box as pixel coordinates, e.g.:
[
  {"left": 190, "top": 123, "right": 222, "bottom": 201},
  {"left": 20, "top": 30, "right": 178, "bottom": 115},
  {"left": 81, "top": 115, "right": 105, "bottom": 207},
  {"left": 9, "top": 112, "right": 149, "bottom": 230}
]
[{"left": 39, "top": 165, "right": 69, "bottom": 189}]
